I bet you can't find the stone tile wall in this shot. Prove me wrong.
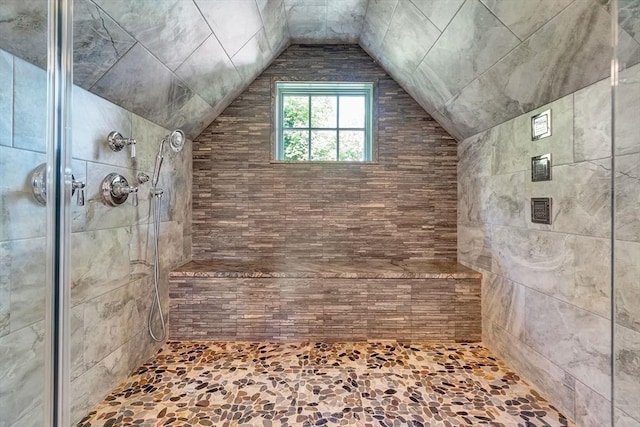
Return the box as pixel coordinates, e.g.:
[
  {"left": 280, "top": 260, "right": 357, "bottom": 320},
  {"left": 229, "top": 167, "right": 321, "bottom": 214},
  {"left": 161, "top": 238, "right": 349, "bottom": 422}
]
[
  {"left": 0, "top": 49, "right": 191, "bottom": 426},
  {"left": 169, "top": 277, "right": 481, "bottom": 343},
  {"left": 192, "top": 44, "right": 458, "bottom": 263},
  {"left": 458, "top": 62, "right": 640, "bottom": 426}
]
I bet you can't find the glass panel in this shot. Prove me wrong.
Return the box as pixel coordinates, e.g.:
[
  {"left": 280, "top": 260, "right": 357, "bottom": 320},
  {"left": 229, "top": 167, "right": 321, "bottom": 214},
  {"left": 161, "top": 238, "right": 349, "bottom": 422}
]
[
  {"left": 311, "top": 131, "right": 337, "bottom": 161},
  {"left": 283, "top": 96, "right": 309, "bottom": 128},
  {"left": 339, "top": 96, "right": 366, "bottom": 128},
  {"left": 284, "top": 130, "right": 310, "bottom": 161},
  {"left": 311, "top": 96, "right": 337, "bottom": 128},
  {"left": 613, "top": 2, "right": 640, "bottom": 425},
  {"left": 339, "top": 131, "right": 365, "bottom": 161}
]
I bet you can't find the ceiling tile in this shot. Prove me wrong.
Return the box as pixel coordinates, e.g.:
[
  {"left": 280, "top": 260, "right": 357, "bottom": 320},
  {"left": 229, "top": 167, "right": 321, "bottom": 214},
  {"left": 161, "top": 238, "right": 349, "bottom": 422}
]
[
  {"left": 409, "top": 0, "right": 465, "bottom": 32},
  {"left": 285, "top": 2, "right": 327, "bottom": 41},
  {"left": 416, "top": 0, "right": 520, "bottom": 107},
  {"left": 257, "top": 0, "right": 290, "bottom": 52},
  {"left": 442, "top": 0, "right": 631, "bottom": 138},
  {"left": 360, "top": 0, "right": 398, "bottom": 52},
  {"left": 379, "top": 0, "right": 441, "bottom": 72},
  {"left": 93, "top": 0, "right": 211, "bottom": 71},
  {"left": 73, "top": 0, "right": 136, "bottom": 88},
  {"left": 91, "top": 43, "right": 193, "bottom": 125},
  {"left": 326, "top": 0, "right": 368, "bottom": 42},
  {"left": 0, "top": 0, "right": 49, "bottom": 69},
  {"left": 175, "top": 35, "right": 242, "bottom": 108},
  {"left": 195, "top": 0, "right": 264, "bottom": 57},
  {"left": 480, "top": 0, "right": 574, "bottom": 40},
  {"left": 231, "top": 28, "right": 273, "bottom": 81},
  {"left": 167, "top": 93, "right": 219, "bottom": 139}
]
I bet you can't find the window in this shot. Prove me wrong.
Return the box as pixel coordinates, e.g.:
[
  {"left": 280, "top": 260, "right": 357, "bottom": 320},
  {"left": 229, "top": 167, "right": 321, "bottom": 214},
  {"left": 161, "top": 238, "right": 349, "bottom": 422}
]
[{"left": 274, "top": 82, "right": 374, "bottom": 162}]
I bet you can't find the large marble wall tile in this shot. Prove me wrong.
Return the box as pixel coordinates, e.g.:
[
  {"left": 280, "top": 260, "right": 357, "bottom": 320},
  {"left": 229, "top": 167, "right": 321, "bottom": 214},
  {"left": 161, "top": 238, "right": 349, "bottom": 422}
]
[
  {"left": 615, "top": 325, "right": 640, "bottom": 421},
  {"left": 488, "top": 119, "right": 528, "bottom": 175},
  {"left": 511, "top": 94, "right": 574, "bottom": 168},
  {"left": 0, "top": 243, "right": 9, "bottom": 337},
  {"left": 175, "top": 35, "right": 242, "bottom": 109},
  {"left": 13, "top": 57, "right": 46, "bottom": 153},
  {"left": 615, "top": 239, "right": 640, "bottom": 333},
  {"left": 71, "top": 227, "right": 135, "bottom": 306},
  {"left": 485, "top": 171, "right": 526, "bottom": 227},
  {"left": 574, "top": 380, "right": 612, "bottom": 427},
  {"left": 130, "top": 114, "right": 173, "bottom": 174},
  {"left": 457, "top": 175, "right": 489, "bottom": 225},
  {"left": 0, "top": 0, "right": 47, "bottom": 69},
  {"left": 93, "top": 0, "right": 210, "bottom": 72},
  {"left": 0, "top": 146, "right": 46, "bottom": 241},
  {"left": 257, "top": 0, "right": 289, "bottom": 53},
  {"left": 482, "top": 273, "right": 525, "bottom": 338},
  {"left": 617, "top": 0, "right": 640, "bottom": 45},
  {"left": 0, "top": 50, "right": 12, "bottom": 147},
  {"left": 81, "top": 280, "right": 144, "bottom": 370},
  {"left": 457, "top": 223, "right": 492, "bottom": 272},
  {"left": 524, "top": 161, "right": 611, "bottom": 238},
  {"left": 72, "top": 86, "right": 132, "bottom": 167},
  {"left": 8, "top": 238, "right": 45, "bottom": 333},
  {"left": 359, "top": 0, "right": 398, "bottom": 52},
  {"left": 90, "top": 43, "right": 193, "bottom": 127},
  {"left": 73, "top": 0, "right": 136, "bottom": 88},
  {"left": 457, "top": 128, "right": 492, "bottom": 180},
  {"left": 326, "top": 0, "right": 368, "bottom": 42},
  {"left": 409, "top": 0, "right": 465, "bottom": 32},
  {"left": 493, "top": 226, "right": 611, "bottom": 318},
  {"left": 444, "top": 0, "right": 633, "bottom": 138},
  {"left": 614, "top": 153, "right": 640, "bottom": 242},
  {"left": 166, "top": 93, "right": 218, "bottom": 140},
  {"left": 524, "top": 288, "right": 611, "bottom": 398},
  {"left": 575, "top": 78, "right": 611, "bottom": 161},
  {"left": 195, "top": 0, "right": 264, "bottom": 57},
  {"left": 284, "top": 1, "right": 327, "bottom": 41},
  {"left": 616, "top": 62, "right": 640, "bottom": 156},
  {"left": 70, "top": 305, "right": 85, "bottom": 381},
  {"left": 70, "top": 342, "right": 131, "bottom": 424},
  {"left": 379, "top": 0, "right": 440, "bottom": 74},
  {"left": 231, "top": 28, "right": 273, "bottom": 82},
  {"left": 479, "top": 0, "right": 574, "bottom": 40},
  {"left": 417, "top": 0, "right": 519, "bottom": 107},
  {"left": 0, "top": 322, "right": 45, "bottom": 424},
  {"left": 84, "top": 162, "right": 151, "bottom": 232},
  {"left": 484, "top": 321, "right": 576, "bottom": 419}
]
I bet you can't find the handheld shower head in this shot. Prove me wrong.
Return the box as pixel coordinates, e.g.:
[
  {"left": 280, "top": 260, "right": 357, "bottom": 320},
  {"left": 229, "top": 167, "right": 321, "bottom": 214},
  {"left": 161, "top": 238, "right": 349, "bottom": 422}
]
[
  {"left": 151, "top": 129, "right": 186, "bottom": 187},
  {"left": 168, "top": 129, "right": 186, "bottom": 152}
]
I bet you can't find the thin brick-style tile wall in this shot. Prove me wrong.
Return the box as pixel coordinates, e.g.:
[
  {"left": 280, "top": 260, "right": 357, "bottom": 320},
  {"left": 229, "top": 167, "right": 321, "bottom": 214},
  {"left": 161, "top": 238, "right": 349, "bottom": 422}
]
[
  {"left": 192, "top": 45, "right": 458, "bottom": 261},
  {"left": 169, "top": 277, "right": 481, "bottom": 342}
]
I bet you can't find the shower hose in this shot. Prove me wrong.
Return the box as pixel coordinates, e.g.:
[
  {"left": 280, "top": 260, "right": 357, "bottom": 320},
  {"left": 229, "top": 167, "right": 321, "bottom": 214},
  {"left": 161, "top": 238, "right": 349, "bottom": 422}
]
[{"left": 149, "top": 191, "right": 167, "bottom": 342}]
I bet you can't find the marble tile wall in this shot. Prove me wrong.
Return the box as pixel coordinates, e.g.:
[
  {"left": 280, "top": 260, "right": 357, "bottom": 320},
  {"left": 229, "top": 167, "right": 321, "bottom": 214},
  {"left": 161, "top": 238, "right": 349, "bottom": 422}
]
[
  {"left": 0, "top": 48, "right": 192, "bottom": 426},
  {"left": 458, "top": 62, "right": 640, "bottom": 425}
]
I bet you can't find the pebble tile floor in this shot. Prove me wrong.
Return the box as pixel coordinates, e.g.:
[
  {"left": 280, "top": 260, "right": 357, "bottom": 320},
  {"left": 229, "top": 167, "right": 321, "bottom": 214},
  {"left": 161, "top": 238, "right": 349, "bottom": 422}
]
[{"left": 77, "top": 341, "right": 573, "bottom": 427}]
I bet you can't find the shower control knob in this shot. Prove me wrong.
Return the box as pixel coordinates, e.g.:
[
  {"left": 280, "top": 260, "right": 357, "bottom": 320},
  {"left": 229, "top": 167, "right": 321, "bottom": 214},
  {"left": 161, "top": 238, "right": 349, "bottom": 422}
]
[
  {"left": 72, "top": 179, "right": 85, "bottom": 206},
  {"left": 101, "top": 173, "right": 139, "bottom": 207},
  {"left": 107, "top": 131, "right": 137, "bottom": 159}
]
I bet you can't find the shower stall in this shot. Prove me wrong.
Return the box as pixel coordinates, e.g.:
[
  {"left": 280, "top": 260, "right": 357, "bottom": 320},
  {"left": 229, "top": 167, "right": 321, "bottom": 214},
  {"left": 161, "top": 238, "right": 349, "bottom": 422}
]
[{"left": 0, "top": 0, "right": 637, "bottom": 425}]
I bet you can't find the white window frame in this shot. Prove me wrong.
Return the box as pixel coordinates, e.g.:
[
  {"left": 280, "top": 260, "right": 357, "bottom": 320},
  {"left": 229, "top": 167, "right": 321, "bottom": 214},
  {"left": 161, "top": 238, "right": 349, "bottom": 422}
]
[{"left": 274, "top": 81, "right": 374, "bottom": 162}]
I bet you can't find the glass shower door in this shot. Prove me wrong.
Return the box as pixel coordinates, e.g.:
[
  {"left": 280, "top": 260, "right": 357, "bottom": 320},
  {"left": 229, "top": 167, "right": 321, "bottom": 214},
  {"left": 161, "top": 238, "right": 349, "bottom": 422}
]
[
  {"left": 612, "top": 0, "right": 640, "bottom": 425},
  {"left": 0, "top": 0, "right": 73, "bottom": 426}
]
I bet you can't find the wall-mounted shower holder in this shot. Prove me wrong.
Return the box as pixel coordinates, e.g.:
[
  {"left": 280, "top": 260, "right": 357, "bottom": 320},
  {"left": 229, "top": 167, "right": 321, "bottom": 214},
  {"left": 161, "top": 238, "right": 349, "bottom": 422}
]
[
  {"left": 107, "top": 131, "right": 136, "bottom": 158},
  {"left": 31, "top": 163, "right": 85, "bottom": 206},
  {"left": 102, "top": 173, "right": 139, "bottom": 207}
]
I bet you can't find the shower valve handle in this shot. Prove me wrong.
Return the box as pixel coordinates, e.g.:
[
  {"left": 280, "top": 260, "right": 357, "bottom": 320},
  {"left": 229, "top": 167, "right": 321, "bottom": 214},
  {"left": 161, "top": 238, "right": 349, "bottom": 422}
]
[
  {"left": 72, "top": 179, "right": 85, "bottom": 206},
  {"left": 107, "top": 131, "right": 137, "bottom": 159}
]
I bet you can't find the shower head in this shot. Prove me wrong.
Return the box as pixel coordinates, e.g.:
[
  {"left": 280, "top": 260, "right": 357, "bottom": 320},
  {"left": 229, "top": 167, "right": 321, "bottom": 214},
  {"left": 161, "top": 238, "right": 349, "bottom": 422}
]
[
  {"left": 167, "top": 129, "right": 186, "bottom": 152},
  {"left": 151, "top": 129, "right": 187, "bottom": 188}
]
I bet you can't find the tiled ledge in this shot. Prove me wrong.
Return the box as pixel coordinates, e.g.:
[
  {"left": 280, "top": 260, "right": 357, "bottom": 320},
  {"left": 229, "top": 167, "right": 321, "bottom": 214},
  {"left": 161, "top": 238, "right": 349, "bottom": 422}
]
[{"left": 170, "top": 259, "right": 482, "bottom": 280}]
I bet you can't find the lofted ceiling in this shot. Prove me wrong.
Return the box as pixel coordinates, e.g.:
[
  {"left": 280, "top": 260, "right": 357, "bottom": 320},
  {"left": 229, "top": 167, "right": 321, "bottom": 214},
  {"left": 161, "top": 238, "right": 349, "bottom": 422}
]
[{"left": 1, "top": 0, "right": 639, "bottom": 140}]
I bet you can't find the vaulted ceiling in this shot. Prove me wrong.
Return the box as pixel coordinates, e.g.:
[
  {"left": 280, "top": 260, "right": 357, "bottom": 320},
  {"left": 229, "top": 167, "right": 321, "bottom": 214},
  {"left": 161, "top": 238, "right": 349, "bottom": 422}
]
[{"left": 1, "top": 0, "right": 639, "bottom": 140}]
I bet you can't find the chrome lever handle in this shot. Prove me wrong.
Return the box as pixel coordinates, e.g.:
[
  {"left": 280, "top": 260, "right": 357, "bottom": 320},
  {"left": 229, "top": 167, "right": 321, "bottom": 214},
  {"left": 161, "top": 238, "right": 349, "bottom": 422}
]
[
  {"left": 107, "top": 131, "right": 137, "bottom": 159},
  {"left": 72, "top": 179, "right": 85, "bottom": 206}
]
